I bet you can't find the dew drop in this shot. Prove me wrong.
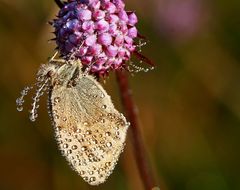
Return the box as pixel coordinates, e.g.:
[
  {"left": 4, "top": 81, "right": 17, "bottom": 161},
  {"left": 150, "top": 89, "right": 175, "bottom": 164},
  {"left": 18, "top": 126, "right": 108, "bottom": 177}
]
[
  {"left": 54, "top": 97, "right": 61, "bottom": 103},
  {"left": 89, "top": 171, "right": 94, "bottom": 175},
  {"left": 67, "top": 150, "right": 72, "bottom": 154},
  {"left": 102, "top": 105, "right": 107, "bottom": 109},
  {"left": 89, "top": 177, "right": 96, "bottom": 182},
  {"left": 29, "top": 115, "right": 36, "bottom": 122},
  {"left": 63, "top": 143, "right": 68, "bottom": 148},
  {"left": 81, "top": 146, "right": 87, "bottom": 151},
  {"left": 100, "top": 93, "right": 105, "bottom": 98},
  {"left": 106, "top": 142, "right": 112, "bottom": 147},
  {"left": 83, "top": 122, "right": 89, "bottom": 126},
  {"left": 105, "top": 132, "right": 111, "bottom": 136},
  {"left": 17, "top": 106, "right": 23, "bottom": 112},
  {"left": 80, "top": 171, "right": 85, "bottom": 175},
  {"left": 72, "top": 145, "right": 78, "bottom": 150}
]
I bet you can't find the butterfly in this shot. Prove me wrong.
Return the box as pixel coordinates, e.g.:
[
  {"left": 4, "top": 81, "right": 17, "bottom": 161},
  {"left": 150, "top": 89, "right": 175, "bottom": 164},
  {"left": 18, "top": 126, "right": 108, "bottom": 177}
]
[{"left": 16, "top": 54, "right": 129, "bottom": 185}]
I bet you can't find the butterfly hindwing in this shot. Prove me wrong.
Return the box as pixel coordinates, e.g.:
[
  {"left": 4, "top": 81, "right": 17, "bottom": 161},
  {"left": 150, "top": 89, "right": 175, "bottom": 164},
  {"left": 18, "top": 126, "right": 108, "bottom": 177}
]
[{"left": 50, "top": 70, "right": 129, "bottom": 185}]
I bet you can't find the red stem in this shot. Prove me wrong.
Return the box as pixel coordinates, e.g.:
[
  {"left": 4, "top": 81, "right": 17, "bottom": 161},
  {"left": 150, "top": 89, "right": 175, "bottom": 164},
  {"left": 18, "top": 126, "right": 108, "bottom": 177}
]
[{"left": 116, "top": 70, "right": 157, "bottom": 190}]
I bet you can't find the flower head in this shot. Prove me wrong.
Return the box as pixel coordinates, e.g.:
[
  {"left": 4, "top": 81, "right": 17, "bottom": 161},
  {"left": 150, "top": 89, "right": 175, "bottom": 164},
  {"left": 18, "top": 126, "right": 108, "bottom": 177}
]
[{"left": 53, "top": 0, "right": 139, "bottom": 76}]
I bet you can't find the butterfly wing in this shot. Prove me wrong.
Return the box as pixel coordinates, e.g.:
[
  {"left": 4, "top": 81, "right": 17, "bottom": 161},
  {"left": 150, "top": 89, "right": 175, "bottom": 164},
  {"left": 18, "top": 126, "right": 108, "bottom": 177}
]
[{"left": 49, "top": 74, "right": 129, "bottom": 185}]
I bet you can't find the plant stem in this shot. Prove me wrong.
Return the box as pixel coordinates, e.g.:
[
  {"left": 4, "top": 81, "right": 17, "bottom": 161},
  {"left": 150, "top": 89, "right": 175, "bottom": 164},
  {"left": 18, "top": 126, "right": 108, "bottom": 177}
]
[{"left": 116, "top": 70, "right": 157, "bottom": 190}]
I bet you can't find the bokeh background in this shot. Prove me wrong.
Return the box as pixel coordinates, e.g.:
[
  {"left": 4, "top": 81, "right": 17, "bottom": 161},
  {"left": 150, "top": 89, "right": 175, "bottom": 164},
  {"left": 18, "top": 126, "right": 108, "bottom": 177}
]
[{"left": 1, "top": 0, "right": 240, "bottom": 189}]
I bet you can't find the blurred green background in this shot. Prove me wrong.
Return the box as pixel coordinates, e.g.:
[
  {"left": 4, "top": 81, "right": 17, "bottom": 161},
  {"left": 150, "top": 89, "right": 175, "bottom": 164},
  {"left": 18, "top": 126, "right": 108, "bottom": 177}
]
[{"left": 1, "top": 0, "right": 240, "bottom": 189}]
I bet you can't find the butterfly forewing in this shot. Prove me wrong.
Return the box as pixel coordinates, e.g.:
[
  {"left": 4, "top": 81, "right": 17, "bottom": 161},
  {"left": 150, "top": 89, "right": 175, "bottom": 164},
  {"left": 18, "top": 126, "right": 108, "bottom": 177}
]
[{"left": 49, "top": 65, "right": 129, "bottom": 185}]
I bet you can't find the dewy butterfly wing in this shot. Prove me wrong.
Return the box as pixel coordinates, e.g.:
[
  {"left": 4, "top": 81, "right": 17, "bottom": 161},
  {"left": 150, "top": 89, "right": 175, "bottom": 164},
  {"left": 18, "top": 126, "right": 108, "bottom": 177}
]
[{"left": 48, "top": 60, "right": 129, "bottom": 185}]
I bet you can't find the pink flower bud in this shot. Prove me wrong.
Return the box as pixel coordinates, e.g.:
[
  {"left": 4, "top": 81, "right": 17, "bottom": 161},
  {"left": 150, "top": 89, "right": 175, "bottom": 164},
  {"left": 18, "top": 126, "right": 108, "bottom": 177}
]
[
  {"left": 81, "top": 55, "right": 93, "bottom": 65},
  {"left": 106, "top": 45, "right": 118, "bottom": 57},
  {"left": 69, "top": 34, "right": 81, "bottom": 44},
  {"left": 128, "top": 12, "right": 138, "bottom": 26},
  {"left": 124, "top": 36, "right": 133, "bottom": 44},
  {"left": 88, "top": 44, "right": 102, "bottom": 55},
  {"left": 96, "top": 19, "right": 109, "bottom": 32},
  {"left": 85, "top": 34, "right": 97, "bottom": 46},
  {"left": 113, "top": 0, "right": 125, "bottom": 10},
  {"left": 118, "top": 10, "right": 128, "bottom": 22},
  {"left": 82, "top": 21, "right": 95, "bottom": 33},
  {"left": 77, "top": 9, "right": 92, "bottom": 21},
  {"left": 89, "top": 0, "right": 101, "bottom": 9},
  {"left": 114, "top": 35, "right": 124, "bottom": 46},
  {"left": 119, "top": 23, "right": 128, "bottom": 34},
  {"left": 98, "top": 33, "right": 112, "bottom": 46},
  {"left": 128, "top": 27, "right": 137, "bottom": 38},
  {"left": 77, "top": 46, "right": 88, "bottom": 56},
  {"left": 93, "top": 10, "right": 105, "bottom": 20},
  {"left": 107, "top": 14, "right": 119, "bottom": 23},
  {"left": 118, "top": 47, "right": 126, "bottom": 58},
  {"left": 109, "top": 23, "right": 118, "bottom": 35},
  {"left": 105, "top": 2, "right": 117, "bottom": 14}
]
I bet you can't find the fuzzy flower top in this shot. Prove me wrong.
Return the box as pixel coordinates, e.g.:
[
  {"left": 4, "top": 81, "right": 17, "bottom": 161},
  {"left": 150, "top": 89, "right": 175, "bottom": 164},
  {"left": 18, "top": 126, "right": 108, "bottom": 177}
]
[{"left": 53, "top": 0, "right": 138, "bottom": 76}]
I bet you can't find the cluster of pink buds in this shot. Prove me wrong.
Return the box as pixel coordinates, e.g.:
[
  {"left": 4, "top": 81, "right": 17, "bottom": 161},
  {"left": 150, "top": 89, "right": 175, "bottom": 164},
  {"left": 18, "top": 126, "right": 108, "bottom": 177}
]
[{"left": 53, "top": 0, "right": 139, "bottom": 76}]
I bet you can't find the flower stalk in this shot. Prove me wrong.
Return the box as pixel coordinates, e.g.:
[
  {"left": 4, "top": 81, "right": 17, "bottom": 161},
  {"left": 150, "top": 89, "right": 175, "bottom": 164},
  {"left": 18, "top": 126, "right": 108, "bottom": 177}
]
[{"left": 116, "top": 70, "right": 157, "bottom": 190}]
